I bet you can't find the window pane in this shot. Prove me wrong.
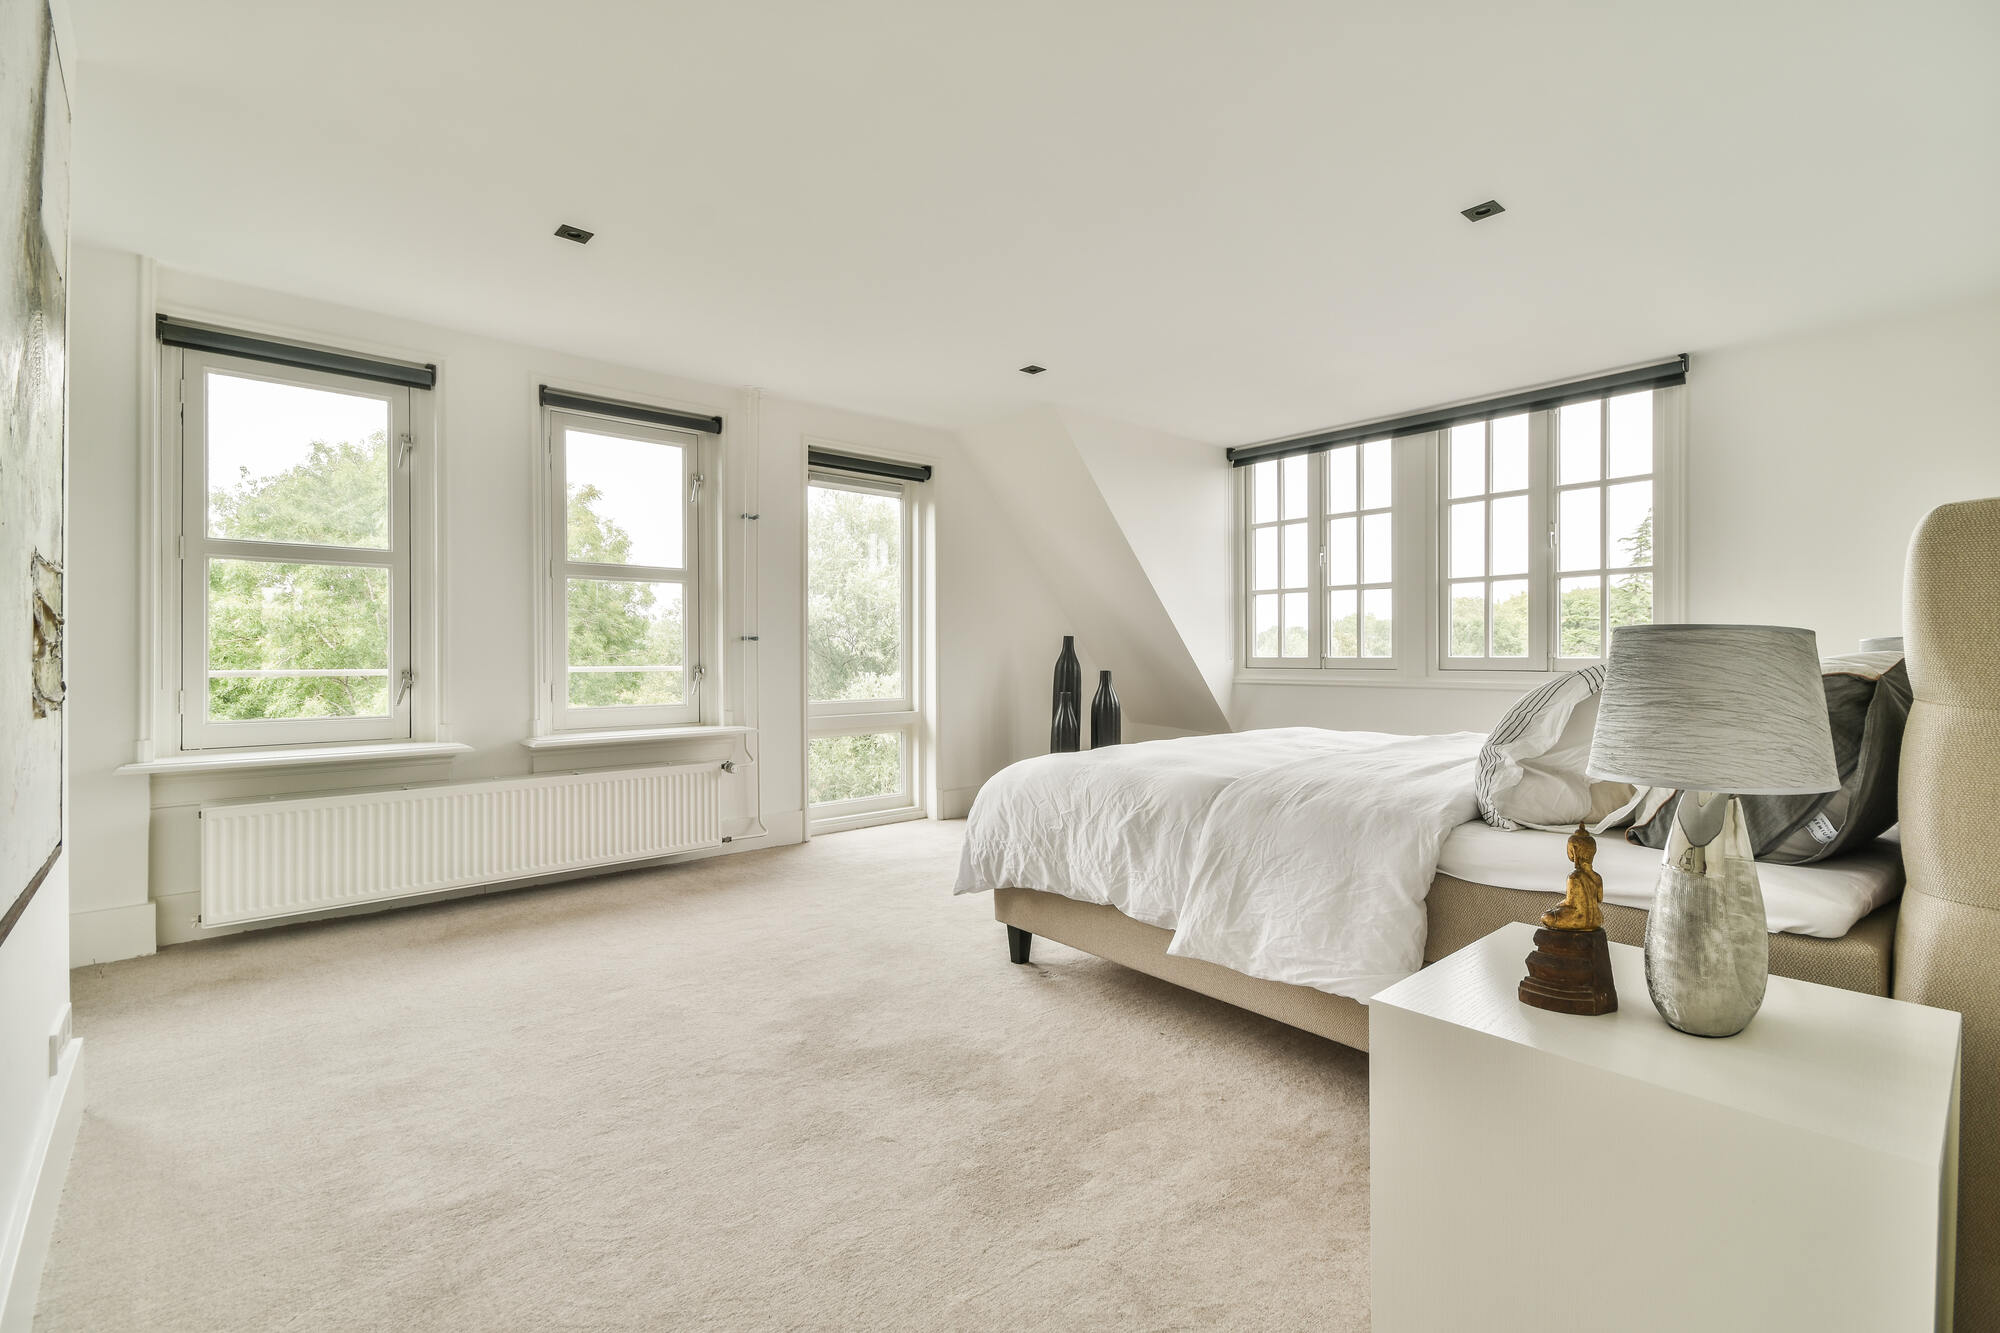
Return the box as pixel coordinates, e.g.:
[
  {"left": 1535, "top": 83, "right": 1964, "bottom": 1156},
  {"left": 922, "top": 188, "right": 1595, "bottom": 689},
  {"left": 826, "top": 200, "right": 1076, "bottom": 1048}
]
[
  {"left": 1448, "top": 583, "right": 1486, "bottom": 657},
  {"left": 1490, "top": 415, "right": 1528, "bottom": 492},
  {"left": 1559, "top": 576, "right": 1604, "bottom": 658},
  {"left": 1610, "top": 571, "right": 1653, "bottom": 629},
  {"left": 1559, "top": 401, "right": 1601, "bottom": 484},
  {"left": 1449, "top": 502, "right": 1485, "bottom": 578},
  {"left": 1607, "top": 391, "right": 1653, "bottom": 477},
  {"left": 809, "top": 732, "right": 904, "bottom": 805},
  {"left": 1327, "top": 516, "right": 1358, "bottom": 586},
  {"left": 1328, "top": 588, "right": 1358, "bottom": 658},
  {"left": 567, "top": 428, "right": 685, "bottom": 568},
  {"left": 1363, "top": 512, "right": 1393, "bottom": 583},
  {"left": 1362, "top": 439, "right": 1392, "bottom": 510},
  {"left": 1559, "top": 486, "right": 1601, "bottom": 571},
  {"left": 1606, "top": 481, "right": 1653, "bottom": 568},
  {"left": 1282, "top": 592, "right": 1309, "bottom": 658},
  {"left": 1281, "top": 521, "right": 1310, "bottom": 589},
  {"left": 207, "top": 558, "right": 389, "bottom": 720},
  {"left": 1252, "top": 593, "right": 1280, "bottom": 657},
  {"left": 1281, "top": 455, "right": 1308, "bottom": 520},
  {"left": 1327, "top": 446, "right": 1357, "bottom": 514},
  {"left": 566, "top": 578, "right": 685, "bottom": 708},
  {"left": 1490, "top": 579, "right": 1530, "bottom": 657},
  {"left": 1449, "top": 423, "right": 1485, "bottom": 498},
  {"left": 808, "top": 484, "right": 904, "bottom": 703},
  {"left": 1490, "top": 495, "right": 1529, "bottom": 576},
  {"left": 1253, "top": 525, "right": 1278, "bottom": 589},
  {"left": 206, "top": 372, "right": 389, "bottom": 548},
  {"left": 1252, "top": 460, "right": 1278, "bottom": 523},
  {"left": 1363, "top": 588, "right": 1393, "bottom": 658}
]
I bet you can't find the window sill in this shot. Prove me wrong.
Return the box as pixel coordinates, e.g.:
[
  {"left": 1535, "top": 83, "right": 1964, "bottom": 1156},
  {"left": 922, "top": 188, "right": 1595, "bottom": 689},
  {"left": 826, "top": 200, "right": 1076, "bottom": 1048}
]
[
  {"left": 118, "top": 741, "right": 472, "bottom": 776},
  {"left": 1233, "top": 669, "right": 1558, "bottom": 691},
  {"left": 521, "top": 725, "right": 752, "bottom": 752},
  {"left": 810, "top": 805, "right": 927, "bottom": 836}
]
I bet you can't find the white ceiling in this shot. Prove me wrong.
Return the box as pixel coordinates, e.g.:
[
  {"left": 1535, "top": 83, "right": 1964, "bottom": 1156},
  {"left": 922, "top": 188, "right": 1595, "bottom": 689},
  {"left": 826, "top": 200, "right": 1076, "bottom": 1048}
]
[{"left": 70, "top": 0, "right": 2000, "bottom": 445}]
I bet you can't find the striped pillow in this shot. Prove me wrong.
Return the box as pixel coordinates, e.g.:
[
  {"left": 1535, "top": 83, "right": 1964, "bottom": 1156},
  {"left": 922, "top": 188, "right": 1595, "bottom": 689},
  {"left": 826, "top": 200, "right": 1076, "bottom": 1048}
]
[{"left": 1477, "top": 667, "right": 1638, "bottom": 832}]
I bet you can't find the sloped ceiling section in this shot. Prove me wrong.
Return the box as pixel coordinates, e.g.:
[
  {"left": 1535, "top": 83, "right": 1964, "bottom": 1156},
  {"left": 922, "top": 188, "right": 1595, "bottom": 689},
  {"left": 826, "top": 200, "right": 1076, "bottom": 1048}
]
[{"left": 959, "top": 409, "right": 1230, "bottom": 735}]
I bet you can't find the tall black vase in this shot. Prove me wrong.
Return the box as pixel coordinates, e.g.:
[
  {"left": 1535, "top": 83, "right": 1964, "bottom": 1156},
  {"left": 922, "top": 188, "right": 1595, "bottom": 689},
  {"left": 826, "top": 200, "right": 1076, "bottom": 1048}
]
[
  {"left": 1090, "top": 670, "right": 1122, "bottom": 748},
  {"left": 1050, "top": 637, "right": 1081, "bottom": 751},
  {"left": 1052, "top": 690, "right": 1081, "bottom": 753}
]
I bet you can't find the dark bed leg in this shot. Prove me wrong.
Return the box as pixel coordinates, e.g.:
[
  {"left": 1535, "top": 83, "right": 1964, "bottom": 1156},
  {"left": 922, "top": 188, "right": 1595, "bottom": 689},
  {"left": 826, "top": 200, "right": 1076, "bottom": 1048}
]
[{"left": 1006, "top": 925, "right": 1033, "bottom": 965}]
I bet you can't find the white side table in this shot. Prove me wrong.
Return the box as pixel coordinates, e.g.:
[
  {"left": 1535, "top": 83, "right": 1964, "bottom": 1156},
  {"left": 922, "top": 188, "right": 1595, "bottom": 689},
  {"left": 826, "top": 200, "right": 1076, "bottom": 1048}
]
[{"left": 1370, "top": 922, "right": 1960, "bottom": 1333}]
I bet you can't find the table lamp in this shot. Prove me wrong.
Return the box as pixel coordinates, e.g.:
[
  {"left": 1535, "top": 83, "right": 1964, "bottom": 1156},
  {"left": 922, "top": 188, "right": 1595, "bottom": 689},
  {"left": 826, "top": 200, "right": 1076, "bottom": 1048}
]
[{"left": 1586, "top": 625, "right": 1838, "bottom": 1036}]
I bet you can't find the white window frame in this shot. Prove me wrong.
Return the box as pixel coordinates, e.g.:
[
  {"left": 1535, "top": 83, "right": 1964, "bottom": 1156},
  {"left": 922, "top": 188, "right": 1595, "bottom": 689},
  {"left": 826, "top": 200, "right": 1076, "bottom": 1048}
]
[
  {"left": 805, "top": 465, "right": 928, "bottom": 832},
  {"left": 162, "top": 347, "right": 430, "bottom": 751},
  {"left": 1238, "top": 437, "right": 1423, "bottom": 674},
  {"left": 1436, "top": 411, "right": 1551, "bottom": 671},
  {"left": 539, "top": 406, "right": 706, "bottom": 733},
  {"left": 1234, "top": 385, "right": 1682, "bottom": 688}
]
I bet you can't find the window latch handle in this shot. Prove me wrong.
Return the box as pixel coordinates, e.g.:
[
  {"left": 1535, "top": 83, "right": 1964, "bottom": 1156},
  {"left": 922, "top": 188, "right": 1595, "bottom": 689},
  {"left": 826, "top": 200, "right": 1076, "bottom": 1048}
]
[{"left": 395, "top": 667, "right": 415, "bottom": 705}]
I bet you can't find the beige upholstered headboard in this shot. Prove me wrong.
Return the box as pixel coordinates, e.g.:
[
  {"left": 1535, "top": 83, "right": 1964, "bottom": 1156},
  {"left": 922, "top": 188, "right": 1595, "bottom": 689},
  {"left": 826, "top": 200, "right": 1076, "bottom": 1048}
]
[{"left": 1895, "top": 496, "right": 2000, "bottom": 1325}]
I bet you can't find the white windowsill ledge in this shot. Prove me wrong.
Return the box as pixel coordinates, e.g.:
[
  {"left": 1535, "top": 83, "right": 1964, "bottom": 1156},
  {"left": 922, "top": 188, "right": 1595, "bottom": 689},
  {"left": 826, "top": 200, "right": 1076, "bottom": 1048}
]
[
  {"left": 118, "top": 741, "right": 472, "bottom": 776},
  {"left": 521, "top": 725, "right": 752, "bottom": 752},
  {"left": 1233, "top": 669, "right": 1560, "bottom": 691}
]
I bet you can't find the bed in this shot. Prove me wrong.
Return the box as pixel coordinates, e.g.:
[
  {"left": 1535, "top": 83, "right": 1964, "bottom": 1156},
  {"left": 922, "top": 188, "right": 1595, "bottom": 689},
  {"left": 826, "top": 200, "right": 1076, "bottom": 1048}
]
[
  {"left": 956, "top": 496, "right": 2000, "bottom": 1322},
  {"left": 960, "top": 731, "right": 1904, "bottom": 1050}
]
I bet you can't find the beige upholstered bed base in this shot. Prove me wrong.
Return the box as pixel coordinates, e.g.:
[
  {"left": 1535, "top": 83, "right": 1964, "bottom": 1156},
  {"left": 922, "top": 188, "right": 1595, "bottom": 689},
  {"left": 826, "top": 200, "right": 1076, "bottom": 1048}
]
[{"left": 993, "top": 875, "right": 1900, "bottom": 1055}]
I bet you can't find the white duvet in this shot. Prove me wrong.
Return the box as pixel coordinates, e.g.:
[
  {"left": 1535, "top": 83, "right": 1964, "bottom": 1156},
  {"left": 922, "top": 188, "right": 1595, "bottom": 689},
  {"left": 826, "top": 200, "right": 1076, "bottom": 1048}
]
[{"left": 954, "top": 728, "right": 1485, "bottom": 1001}]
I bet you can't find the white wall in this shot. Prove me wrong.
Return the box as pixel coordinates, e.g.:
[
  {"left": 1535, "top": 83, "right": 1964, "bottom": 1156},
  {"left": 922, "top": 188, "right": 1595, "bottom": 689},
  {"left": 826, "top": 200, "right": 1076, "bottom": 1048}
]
[
  {"left": 66, "top": 246, "right": 1070, "bottom": 957},
  {"left": 959, "top": 409, "right": 1228, "bottom": 736},
  {"left": 1229, "top": 292, "right": 2000, "bottom": 736},
  {"left": 1063, "top": 409, "right": 1235, "bottom": 718}
]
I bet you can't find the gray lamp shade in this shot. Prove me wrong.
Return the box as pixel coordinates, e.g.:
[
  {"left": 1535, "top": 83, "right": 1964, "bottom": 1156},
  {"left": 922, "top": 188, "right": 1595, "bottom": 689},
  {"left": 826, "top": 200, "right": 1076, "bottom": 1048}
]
[{"left": 1586, "top": 624, "right": 1839, "bottom": 795}]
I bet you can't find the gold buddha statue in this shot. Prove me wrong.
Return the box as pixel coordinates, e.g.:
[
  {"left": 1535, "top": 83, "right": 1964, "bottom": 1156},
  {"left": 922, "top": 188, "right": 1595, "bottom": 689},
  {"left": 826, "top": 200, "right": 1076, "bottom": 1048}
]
[{"left": 1541, "top": 823, "right": 1604, "bottom": 933}]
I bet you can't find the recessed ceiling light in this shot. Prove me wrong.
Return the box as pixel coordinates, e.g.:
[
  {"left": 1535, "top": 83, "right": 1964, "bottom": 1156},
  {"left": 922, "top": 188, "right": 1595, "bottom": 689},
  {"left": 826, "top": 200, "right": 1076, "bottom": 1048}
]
[
  {"left": 1460, "top": 200, "right": 1505, "bottom": 222},
  {"left": 554, "top": 223, "right": 595, "bottom": 244},
  {"left": 1018, "top": 364, "right": 1046, "bottom": 375}
]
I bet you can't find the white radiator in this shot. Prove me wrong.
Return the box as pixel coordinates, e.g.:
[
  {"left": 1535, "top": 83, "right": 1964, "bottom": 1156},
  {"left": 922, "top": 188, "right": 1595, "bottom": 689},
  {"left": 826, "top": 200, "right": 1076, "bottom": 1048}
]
[{"left": 199, "top": 764, "right": 722, "bottom": 926}]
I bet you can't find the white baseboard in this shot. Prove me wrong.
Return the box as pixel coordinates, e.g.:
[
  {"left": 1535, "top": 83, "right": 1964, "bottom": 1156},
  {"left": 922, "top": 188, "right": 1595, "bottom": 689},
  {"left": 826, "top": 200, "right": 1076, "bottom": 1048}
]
[
  {"left": 938, "top": 785, "right": 979, "bottom": 820},
  {"left": 0, "top": 1038, "right": 84, "bottom": 1333},
  {"left": 68, "top": 901, "right": 157, "bottom": 967}
]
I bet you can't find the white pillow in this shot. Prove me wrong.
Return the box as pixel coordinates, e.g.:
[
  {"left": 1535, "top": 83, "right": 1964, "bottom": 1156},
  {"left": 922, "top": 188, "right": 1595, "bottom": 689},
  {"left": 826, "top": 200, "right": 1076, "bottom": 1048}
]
[{"left": 1476, "top": 668, "right": 1640, "bottom": 832}]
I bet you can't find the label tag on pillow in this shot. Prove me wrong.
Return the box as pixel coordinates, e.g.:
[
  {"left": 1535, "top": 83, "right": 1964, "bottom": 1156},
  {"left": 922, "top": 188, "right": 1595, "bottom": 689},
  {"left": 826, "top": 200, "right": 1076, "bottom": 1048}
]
[{"left": 1807, "top": 813, "right": 1838, "bottom": 844}]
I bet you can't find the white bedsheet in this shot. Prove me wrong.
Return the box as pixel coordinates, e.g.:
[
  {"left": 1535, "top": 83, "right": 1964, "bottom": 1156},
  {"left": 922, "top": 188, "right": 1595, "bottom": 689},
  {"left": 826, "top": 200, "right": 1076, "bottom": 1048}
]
[
  {"left": 1437, "top": 821, "right": 1903, "bottom": 939},
  {"left": 955, "top": 728, "right": 1485, "bottom": 1001}
]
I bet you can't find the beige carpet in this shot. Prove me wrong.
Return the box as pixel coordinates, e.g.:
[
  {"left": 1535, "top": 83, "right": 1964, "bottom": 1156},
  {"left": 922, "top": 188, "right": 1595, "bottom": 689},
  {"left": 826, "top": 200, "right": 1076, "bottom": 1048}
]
[{"left": 39, "top": 819, "right": 1370, "bottom": 1332}]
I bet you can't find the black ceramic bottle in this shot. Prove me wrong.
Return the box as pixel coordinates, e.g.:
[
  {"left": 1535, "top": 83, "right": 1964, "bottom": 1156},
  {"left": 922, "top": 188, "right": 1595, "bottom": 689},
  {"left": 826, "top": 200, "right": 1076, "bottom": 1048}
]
[
  {"left": 1090, "top": 670, "right": 1122, "bottom": 748},
  {"left": 1050, "top": 637, "right": 1082, "bottom": 751},
  {"left": 1052, "top": 690, "right": 1081, "bottom": 753}
]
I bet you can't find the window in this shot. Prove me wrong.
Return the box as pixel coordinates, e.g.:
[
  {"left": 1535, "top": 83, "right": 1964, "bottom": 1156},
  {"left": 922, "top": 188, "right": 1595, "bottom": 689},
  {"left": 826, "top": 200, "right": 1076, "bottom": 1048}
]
[
  {"left": 170, "top": 351, "right": 424, "bottom": 749},
  {"left": 1442, "top": 413, "right": 1536, "bottom": 665},
  {"left": 1442, "top": 391, "right": 1659, "bottom": 670},
  {"left": 543, "top": 409, "right": 702, "bottom": 730},
  {"left": 1236, "top": 379, "right": 1677, "bottom": 680},
  {"left": 1242, "top": 441, "right": 1398, "bottom": 668},
  {"left": 807, "top": 465, "right": 925, "bottom": 829}
]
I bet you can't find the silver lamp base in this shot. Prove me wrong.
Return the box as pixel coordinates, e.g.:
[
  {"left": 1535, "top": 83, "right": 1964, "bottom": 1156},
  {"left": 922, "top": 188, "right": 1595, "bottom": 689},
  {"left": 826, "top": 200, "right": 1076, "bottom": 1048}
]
[{"left": 1644, "top": 791, "right": 1768, "bottom": 1037}]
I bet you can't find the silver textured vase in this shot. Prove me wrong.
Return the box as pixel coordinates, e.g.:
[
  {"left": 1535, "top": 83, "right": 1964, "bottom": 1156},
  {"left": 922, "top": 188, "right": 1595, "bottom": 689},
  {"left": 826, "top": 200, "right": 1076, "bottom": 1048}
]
[{"left": 1644, "top": 792, "right": 1768, "bottom": 1037}]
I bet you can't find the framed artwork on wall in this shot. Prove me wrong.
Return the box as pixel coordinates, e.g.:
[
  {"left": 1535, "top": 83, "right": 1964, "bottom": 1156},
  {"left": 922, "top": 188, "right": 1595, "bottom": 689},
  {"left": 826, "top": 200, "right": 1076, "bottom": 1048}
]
[{"left": 0, "top": 0, "right": 68, "bottom": 948}]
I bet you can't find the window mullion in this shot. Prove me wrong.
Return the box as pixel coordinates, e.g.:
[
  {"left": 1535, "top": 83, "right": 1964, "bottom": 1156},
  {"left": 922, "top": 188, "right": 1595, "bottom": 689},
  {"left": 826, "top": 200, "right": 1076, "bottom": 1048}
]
[
  {"left": 1310, "top": 452, "right": 1328, "bottom": 666},
  {"left": 1527, "top": 408, "right": 1551, "bottom": 669}
]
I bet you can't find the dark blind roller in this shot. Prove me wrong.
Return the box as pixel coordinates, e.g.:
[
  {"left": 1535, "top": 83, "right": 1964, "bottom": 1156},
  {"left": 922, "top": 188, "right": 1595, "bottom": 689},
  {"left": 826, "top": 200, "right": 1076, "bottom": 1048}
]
[
  {"left": 539, "top": 386, "right": 723, "bottom": 435},
  {"left": 807, "top": 449, "right": 932, "bottom": 483},
  {"left": 157, "top": 316, "right": 436, "bottom": 390},
  {"left": 1226, "top": 355, "right": 1687, "bottom": 468}
]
